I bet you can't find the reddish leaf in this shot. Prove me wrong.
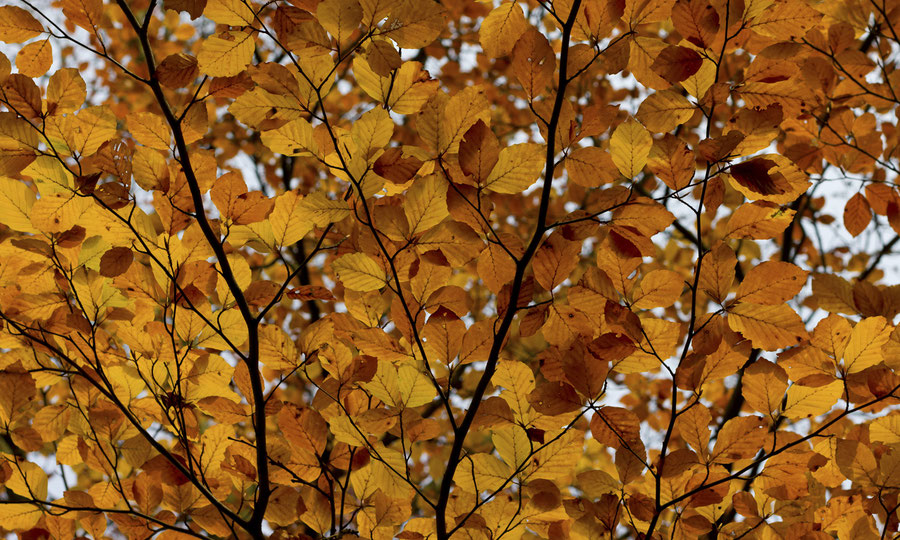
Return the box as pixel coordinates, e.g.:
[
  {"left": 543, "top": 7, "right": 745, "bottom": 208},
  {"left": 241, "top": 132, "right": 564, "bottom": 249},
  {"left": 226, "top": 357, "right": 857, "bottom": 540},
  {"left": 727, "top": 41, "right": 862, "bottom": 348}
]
[{"left": 650, "top": 45, "right": 703, "bottom": 84}]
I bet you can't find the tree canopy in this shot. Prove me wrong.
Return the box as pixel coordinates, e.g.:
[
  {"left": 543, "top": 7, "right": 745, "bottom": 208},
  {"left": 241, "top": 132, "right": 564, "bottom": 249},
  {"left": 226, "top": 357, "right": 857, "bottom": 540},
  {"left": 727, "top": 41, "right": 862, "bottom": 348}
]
[{"left": 1, "top": 0, "right": 900, "bottom": 538}]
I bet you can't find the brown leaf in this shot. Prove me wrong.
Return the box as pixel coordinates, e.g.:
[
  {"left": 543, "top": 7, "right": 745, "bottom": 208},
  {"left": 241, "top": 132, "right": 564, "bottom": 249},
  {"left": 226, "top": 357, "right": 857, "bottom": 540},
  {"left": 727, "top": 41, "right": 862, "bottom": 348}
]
[
  {"left": 650, "top": 45, "right": 703, "bottom": 84},
  {"left": 672, "top": 0, "right": 720, "bottom": 49},
  {"left": 156, "top": 54, "right": 199, "bottom": 88},
  {"left": 527, "top": 381, "right": 582, "bottom": 415},
  {"left": 843, "top": 192, "right": 871, "bottom": 237},
  {"left": 373, "top": 147, "right": 423, "bottom": 184},
  {"left": 99, "top": 247, "right": 134, "bottom": 277},
  {"left": 286, "top": 285, "right": 335, "bottom": 301}
]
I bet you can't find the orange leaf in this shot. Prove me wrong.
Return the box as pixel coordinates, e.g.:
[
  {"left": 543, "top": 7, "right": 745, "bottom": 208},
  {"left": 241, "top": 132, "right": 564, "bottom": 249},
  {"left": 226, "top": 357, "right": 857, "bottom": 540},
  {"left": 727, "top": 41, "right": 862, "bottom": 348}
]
[{"left": 843, "top": 192, "right": 871, "bottom": 237}]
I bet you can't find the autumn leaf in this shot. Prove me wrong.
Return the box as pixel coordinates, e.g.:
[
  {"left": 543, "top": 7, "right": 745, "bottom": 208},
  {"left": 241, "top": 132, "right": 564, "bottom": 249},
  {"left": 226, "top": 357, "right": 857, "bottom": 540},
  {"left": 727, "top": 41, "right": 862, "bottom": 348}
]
[
  {"left": 0, "top": 1, "right": 898, "bottom": 538},
  {"left": 636, "top": 90, "right": 696, "bottom": 133},
  {"left": 672, "top": 0, "right": 719, "bottom": 49},
  {"left": 482, "top": 143, "right": 545, "bottom": 194},
  {"left": 197, "top": 30, "right": 255, "bottom": 77},
  {"left": 783, "top": 380, "right": 843, "bottom": 419},
  {"left": 727, "top": 303, "right": 808, "bottom": 350},
  {"left": 735, "top": 261, "right": 808, "bottom": 304},
  {"left": 0, "top": 6, "right": 43, "bottom": 43},
  {"left": 650, "top": 45, "right": 703, "bottom": 84},
  {"left": 843, "top": 192, "right": 871, "bottom": 237},
  {"left": 610, "top": 118, "right": 652, "bottom": 178},
  {"left": 479, "top": 1, "right": 527, "bottom": 59},
  {"left": 711, "top": 416, "right": 767, "bottom": 463}
]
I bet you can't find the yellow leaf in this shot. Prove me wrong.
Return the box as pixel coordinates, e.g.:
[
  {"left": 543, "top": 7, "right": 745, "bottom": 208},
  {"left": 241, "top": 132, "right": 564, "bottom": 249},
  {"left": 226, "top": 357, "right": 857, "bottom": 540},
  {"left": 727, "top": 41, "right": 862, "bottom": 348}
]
[
  {"left": 263, "top": 118, "right": 317, "bottom": 157},
  {"left": 624, "top": 0, "right": 675, "bottom": 27},
  {"left": 724, "top": 202, "right": 795, "bottom": 239},
  {"left": 198, "top": 310, "right": 249, "bottom": 350},
  {"left": 363, "top": 360, "right": 401, "bottom": 405},
  {"left": 30, "top": 193, "right": 91, "bottom": 233},
  {"left": 128, "top": 111, "right": 172, "bottom": 151},
  {"left": 842, "top": 316, "right": 891, "bottom": 374},
  {"left": 132, "top": 146, "right": 169, "bottom": 191},
  {"left": 749, "top": 0, "right": 822, "bottom": 39},
  {"left": 353, "top": 59, "right": 438, "bottom": 114},
  {"left": 811, "top": 273, "right": 856, "bottom": 315},
  {"left": 455, "top": 453, "right": 512, "bottom": 493},
  {"left": 0, "top": 176, "right": 37, "bottom": 233},
  {"left": 5, "top": 460, "right": 47, "bottom": 499},
  {"left": 676, "top": 403, "right": 711, "bottom": 456},
  {"left": 479, "top": 1, "right": 528, "bottom": 59},
  {"left": 47, "top": 68, "right": 86, "bottom": 114},
  {"left": 632, "top": 269, "right": 683, "bottom": 309},
  {"left": 726, "top": 154, "right": 809, "bottom": 205},
  {"left": 73, "top": 106, "right": 117, "bottom": 156},
  {"left": 870, "top": 415, "right": 900, "bottom": 444},
  {"left": 382, "top": 0, "right": 445, "bottom": 49},
  {"left": 483, "top": 143, "right": 545, "bottom": 194},
  {"left": 493, "top": 360, "right": 536, "bottom": 425},
  {"left": 699, "top": 338, "right": 748, "bottom": 384},
  {"left": 811, "top": 314, "right": 851, "bottom": 359},
  {"left": 610, "top": 118, "right": 652, "bottom": 178},
  {"left": 711, "top": 416, "right": 767, "bottom": 463},
  {"left": 727, "top": 303, "right": 807, "bottom": 350},
  {"left": 297, "top": 191, "right": 350, "bottom": 226},
  {"left": 405, "top": 174, "right": 448, "bottom": 235},
  {"left": 565, "top": 146, "right": 618, "bottom": 188},
  {"left": 329, "top": 414, "right": 369, "bottom": 447},
  {"left": 332, "top": 252, "right": 386, "bottom": 291},
  {"left": 615, "top": 319, "right": 680, "bottom": 374},
  {"left": 318, "top": 0, "right": 363, "bottom": 45},
  {"left": 493, "top": 424, "right": 531, "bottom": 470},
  {"left": 533, "top": 236, "right": 579, "bottom": 291},
  {"left": 398, "top": 363, "right": 436, "bottom": 407},
  {"left": 25, "top": 156, "right": 73, "bottom": 195},
  {"left": 15, "top": 39, "right": 52, "bottom": 78},
  {"left": 269, "top": 191, "right": 313, "bottom": 247},
  {"left": 0, "top": 503, "right": 41, "bottom": 530},
  {"left": 697, "top": 241, "right": 735, "bottom": 303},
  {"left": 682, "top": 57, "right": 716, "bottom": 99},
  {"left": 742, "top": 359, "right": 788, "bottom": 415},
  {"left": 351, "top": 107, "right": 393, "bottom": 159},
  {"left": 197, "top": 31, "right": 255, "bottom": 77},
  {"left": 735, "top": 261, "right": 809, "bottom": 304},
  {"left": 636, "top": 90, "right": 695, "bottom": 133},
  {"left": 437, "top": 86, "right": 490, "bottom": 155},
  {"left": 203, "top": 0, "right": 255, "bottom": 25},
  {"left": 0, "top": 6, "right": 43, "bottom": 43},
  {"left": 477, "top": 241, "right": 516, "bottom": 294},
  {"left": 529, "top": 430, "right": 583, "bottom": 480},
  {"left": 629, "top": 36, "right": 670, "bottom": 90},
  {"left": 736, "top": 80, "right": 809, "bottom": 119},
  {"left": 783, "top": 380, "right": 843, "bottom": 419}
]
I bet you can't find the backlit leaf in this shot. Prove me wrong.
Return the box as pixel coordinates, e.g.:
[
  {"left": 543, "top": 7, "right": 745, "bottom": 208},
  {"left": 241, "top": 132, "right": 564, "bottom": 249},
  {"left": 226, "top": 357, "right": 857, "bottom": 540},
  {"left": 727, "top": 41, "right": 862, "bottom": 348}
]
[
  {"left": 479, "top": 1, "right": 527, "bottom": 59},
  {"left": 610, "top": 118, "right": 652, "bottom": 178},
  {"left": 197, "top": 30, "right": 255, "bottom": 77},
  {"left": 727, "top": 303, "right": 808, "bottom": 350},
  {"left": 735, "top": 261, "right": 808, "bottom": 304},
  {"left": 15, "top": 39, "right": 52, "bottom": 78},
  {"left": 0, "top": 6, "right": 43, "bottom": 43},
  {"left": 783, "top": 380, "right": 843, "bottom": 419},
  {"left": 636, "top": 90, "right": 695, "bottom": 133},
  {"left": 483, "top": 143, "right": 545, "bottom": 194},
  {"left": 842, "top": 316, "right": 891, "bottom": 374},
  {"left": 405, "top": 174, "right": 448, "bottom": 235},
  {"left": 332, "top": 252, "right": 386, "bottom": 291}
]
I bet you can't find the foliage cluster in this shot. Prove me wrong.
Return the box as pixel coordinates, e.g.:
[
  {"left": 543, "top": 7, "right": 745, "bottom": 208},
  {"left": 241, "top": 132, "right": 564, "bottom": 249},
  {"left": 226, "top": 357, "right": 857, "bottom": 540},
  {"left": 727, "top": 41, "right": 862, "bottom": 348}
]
[{"left": 1, "top": 0, "right": 900, "bottom": 538}]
